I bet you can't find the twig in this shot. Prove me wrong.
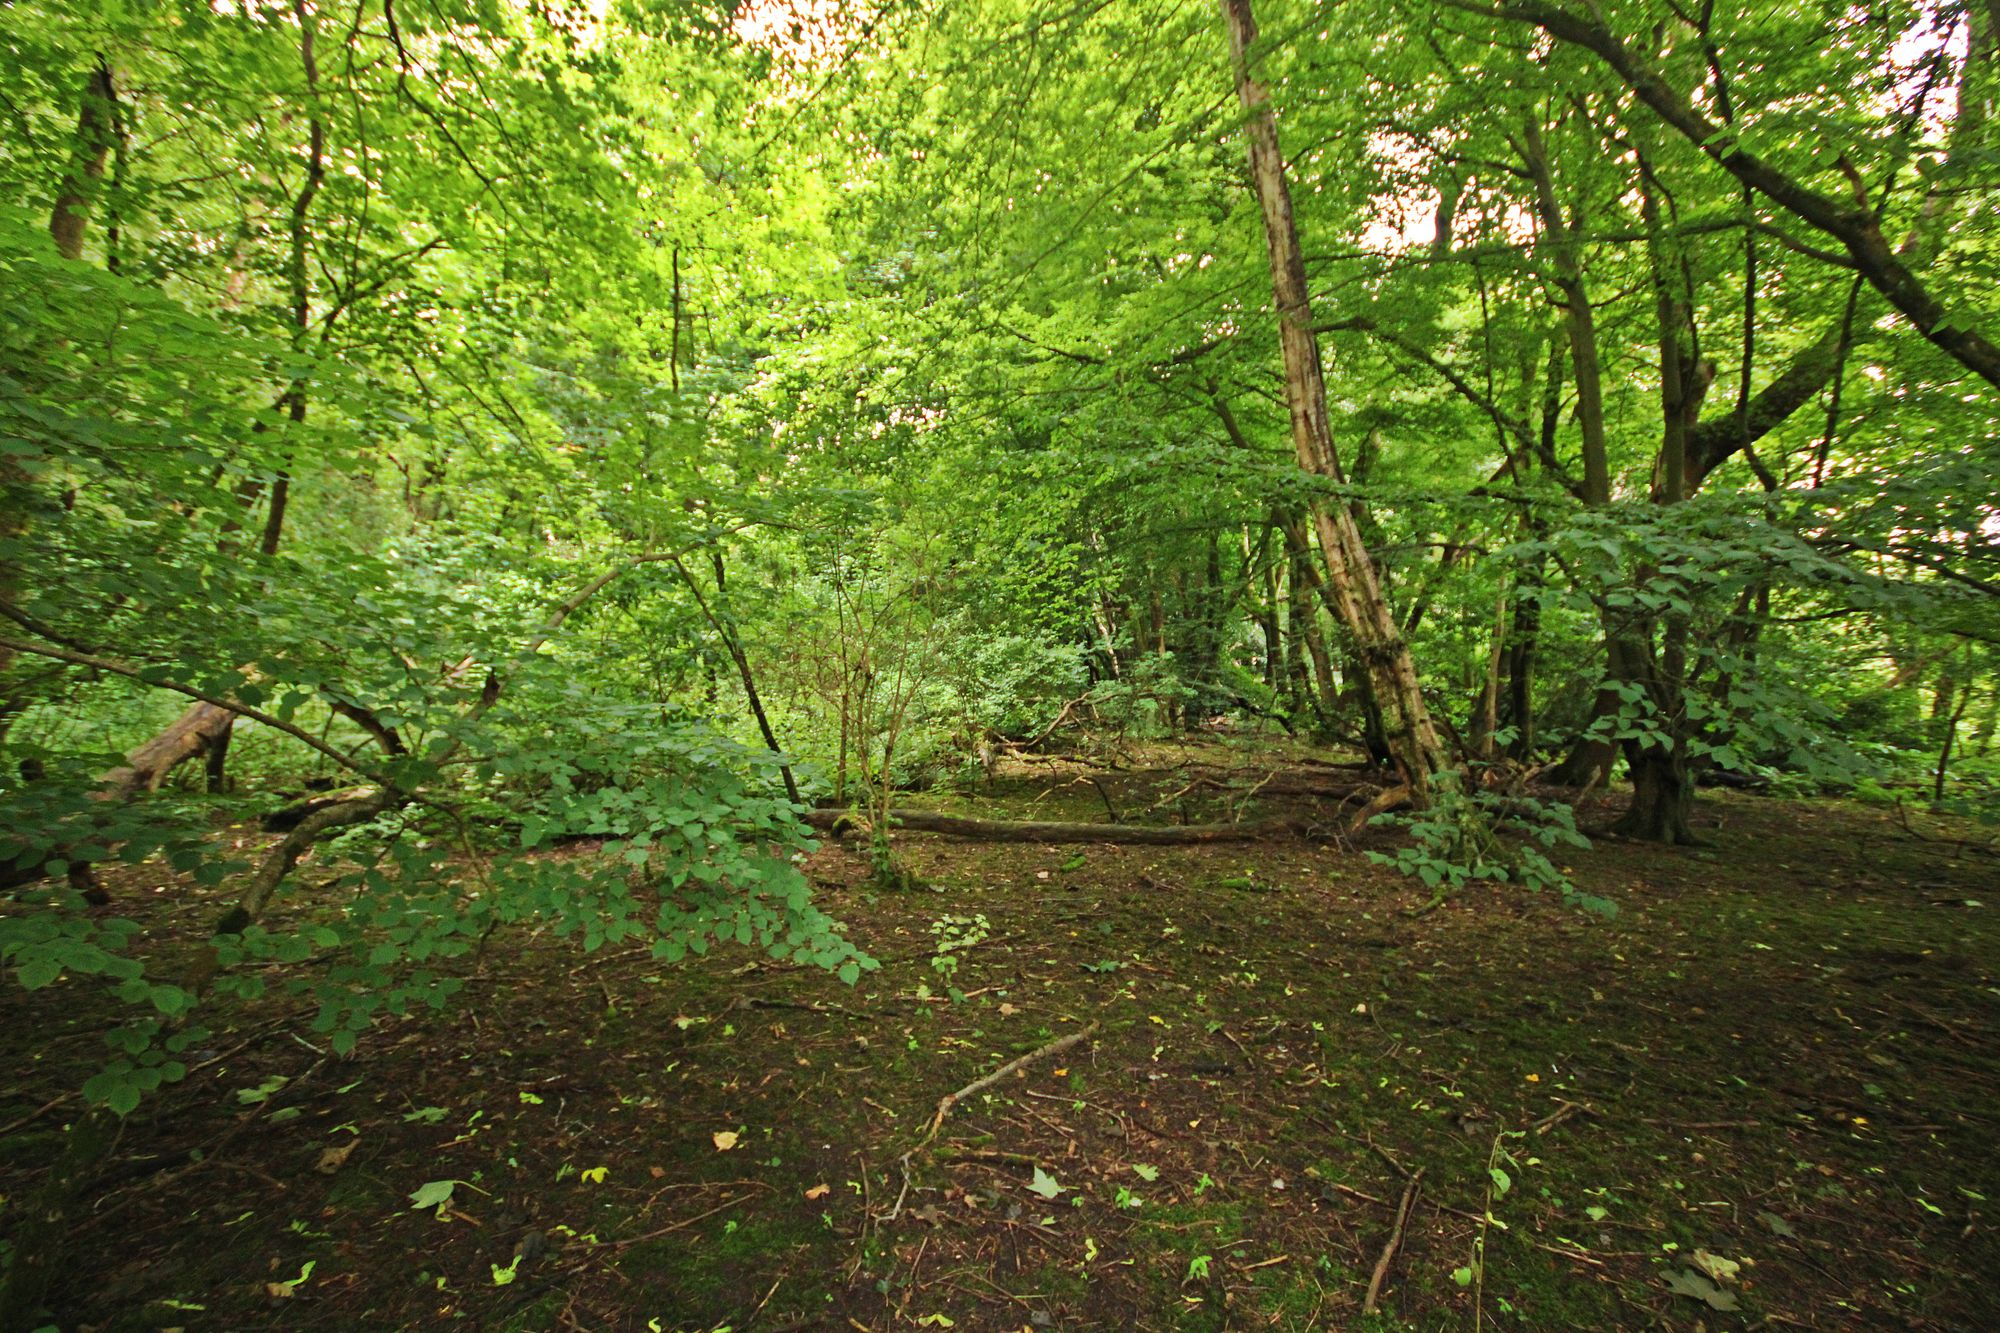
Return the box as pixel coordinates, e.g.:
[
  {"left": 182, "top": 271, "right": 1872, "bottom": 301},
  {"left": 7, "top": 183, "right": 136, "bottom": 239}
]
[
  {"left": 1362, "top": 1167, "right": 1425, "bottom": 1314},
  {"left": 937, "top": 1146, "right": 1041, "bottom": 1166},
  {"left": 1533, "top": 1100, "right": 1595, "bottom": 1135},
  {"left": 1232, "top": 1253, "right": 1290, "bottom": 1273},
  {"left": 880, "top": 1022, "right": 1100, "bottom": 1226},
  {"left": 920, "top": 1022, "right": 1100, "bottom": 1144},
  {"left": 583, "top": 1188, "right": 767, "bottom": 1249}
]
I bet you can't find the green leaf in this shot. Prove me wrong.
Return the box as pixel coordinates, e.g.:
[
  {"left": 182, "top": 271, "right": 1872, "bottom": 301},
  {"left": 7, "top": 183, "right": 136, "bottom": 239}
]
[{"left": 409, "top": 1179, "right": 458, "bottom": 1211}]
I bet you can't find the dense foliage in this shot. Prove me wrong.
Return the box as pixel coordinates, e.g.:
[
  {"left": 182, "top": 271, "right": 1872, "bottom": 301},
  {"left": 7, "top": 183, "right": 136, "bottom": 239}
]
[{"left": 1, "top": 0, "right": 1995, "bottom": 1313}]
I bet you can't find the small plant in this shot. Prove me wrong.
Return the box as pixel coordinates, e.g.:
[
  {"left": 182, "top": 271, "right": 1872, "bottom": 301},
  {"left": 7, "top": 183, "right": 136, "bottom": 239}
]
[
  {"left": 1369, "top": 771, "right": 1609, "bottom": 915},
  {"left": 927, "top": 913, "right": 990, "bottom": 986}
]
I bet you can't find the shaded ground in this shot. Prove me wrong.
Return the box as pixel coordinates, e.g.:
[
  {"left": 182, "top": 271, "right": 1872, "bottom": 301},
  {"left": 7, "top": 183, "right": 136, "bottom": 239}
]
[{"left": 4, "top": 744, "right": 1998, "bottom": 1330}]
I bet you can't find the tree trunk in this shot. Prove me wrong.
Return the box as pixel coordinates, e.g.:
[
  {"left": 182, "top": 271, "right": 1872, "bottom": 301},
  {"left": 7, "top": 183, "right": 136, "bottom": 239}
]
[
  {"left": 1607, "top": 166, "right": 1701, "bottom": 842},
  {"left": 1221, "top": 0, "right": 1442, "bottom": 796},
  {"left": 1613, "top": 745, "right": 1697, "bottom": 843},
  {"left": 100, "top": 702, "right": 237, "bottom": 799},
  {"left": 1471, "top": 586, "right": 1508, "bottom": 759},
  {"left": 49, "top": 60, "right": 118, "bottom": 261}
]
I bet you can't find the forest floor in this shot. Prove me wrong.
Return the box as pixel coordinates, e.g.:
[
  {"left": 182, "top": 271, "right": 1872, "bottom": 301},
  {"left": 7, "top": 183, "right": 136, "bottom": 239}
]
[{"left": 4, "top": 740, "right": 1999, "bottom": 1332}]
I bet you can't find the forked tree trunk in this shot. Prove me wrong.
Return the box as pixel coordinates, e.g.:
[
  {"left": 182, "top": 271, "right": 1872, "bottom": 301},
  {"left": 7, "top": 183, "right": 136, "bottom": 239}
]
[
  {"left": 1221, "top": 0, "right": 1442, "bottom": 796},
  {"left": 1608, "top": 168, "right": 1700, "bottom": 843}
]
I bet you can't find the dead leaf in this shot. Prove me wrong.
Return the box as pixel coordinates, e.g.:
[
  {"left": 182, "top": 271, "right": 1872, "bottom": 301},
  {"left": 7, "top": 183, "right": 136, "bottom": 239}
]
[
  {"left": 649, "top": 1165, "right": 666, "bottom": 1179},
  {"left": 999, "top": 1003, "right": 1019, "bottom": 1016},
  {"left": 805, "top": 1183, "right": 830, "bottom": 1200},
  {"left": 712, "top": 1130, "right": 740, "bottom": 1151},
  {"left": 1691, "top": 1249, "right": 1742, "bottom": 1284},
  {"left": 314, "top": 1139, "right": 357, "bottom": 1174},
  {"left": 1756, "top": 1210, "right": 1798, "bottom": 1238},
  {"left": 1664, "top": 1268, "right": 1740, "bottom": 1311}
]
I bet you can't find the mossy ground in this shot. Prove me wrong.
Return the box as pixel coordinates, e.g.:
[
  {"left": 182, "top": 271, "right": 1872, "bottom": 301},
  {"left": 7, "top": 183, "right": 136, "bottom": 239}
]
[{"left": 3, "top": 742, "right": 1996, "bottom": 1330}]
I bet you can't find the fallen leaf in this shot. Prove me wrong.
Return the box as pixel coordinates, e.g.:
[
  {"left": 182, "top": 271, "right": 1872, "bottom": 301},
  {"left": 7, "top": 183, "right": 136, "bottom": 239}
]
[
  {"left": 805, "top": 1183, "right": 830, "bottom": 1200},
  {"left": 712, "top": 1130, "right": 740, "bottom": 1151},
  {"left": 1028, "top": 1166, "right": 1067, "bottom": 1199},
  {"left": 1756, "top": 1210, "right": 1798, "bottom": 1239},
  {"left": 314, "top": 1139, "right": 358, "bottom": 1174},
  {"left": 998, "top": 1003, "right": 1019, "bottom": 1016},
  {"left": 1664, "top": 1268, "right": 1740, "bottom": 1311},
  {"left": 1691, "top": 1250, "right": 1741, "bottom": 1284},
  {"left": 408, "top": 1180, "right": 457, "bottom": 1211},
  {"left": 649, "top": 1166, "right": 666, "bottom": 1179}
]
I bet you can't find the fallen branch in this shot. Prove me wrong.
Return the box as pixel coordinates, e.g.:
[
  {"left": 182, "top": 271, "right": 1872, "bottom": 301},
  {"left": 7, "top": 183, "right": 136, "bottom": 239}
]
[
  {"left": 803, "top": 809, "right": 1303, "bottom": 845},
  {"left": 1363, "top": 1166, "right": 1425, "bottom": 1315},
  {"left": 582, "top": 1186, "right": 770, "bottom": 1250},
  {"left": 881, "top": 1022, "right": 1101, "bottom": 1227},
  {"left": 1533, "top": 1099, "right": 1595, "bottom": 1135},
  {"left": 922, "top": 1022, "right": 1100, "bottom": 1143},
  {"left": 1347, "top": 782, "right": 1411, "bottom": 835}
]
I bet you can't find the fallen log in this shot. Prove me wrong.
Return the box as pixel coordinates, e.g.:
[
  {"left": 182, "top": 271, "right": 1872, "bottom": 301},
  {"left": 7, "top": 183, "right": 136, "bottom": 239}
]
[
  {"left": 100, "top": 701, "right": 236, "bottom": 799},
  {"left": 801, "top": 808, "right": 1305, "bottom": 845}
]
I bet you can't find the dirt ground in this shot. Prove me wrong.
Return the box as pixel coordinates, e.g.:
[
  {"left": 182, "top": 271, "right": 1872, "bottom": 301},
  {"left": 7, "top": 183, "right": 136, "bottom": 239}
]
[{"left": 3, "top": 747, "right": 1997, "bottom": 1331}]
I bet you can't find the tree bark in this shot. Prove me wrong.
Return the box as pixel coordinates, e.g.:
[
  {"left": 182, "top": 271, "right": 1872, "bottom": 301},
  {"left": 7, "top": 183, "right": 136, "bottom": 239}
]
[
  {"left": 1609, "top": 167, "right": 1700, "bottom": 844},
  {"left": 1221, "top": 0, "right": 1443, "bottom": 795},
  {"left": 49, "top": 59, "right": 118, "bottom": 261}
]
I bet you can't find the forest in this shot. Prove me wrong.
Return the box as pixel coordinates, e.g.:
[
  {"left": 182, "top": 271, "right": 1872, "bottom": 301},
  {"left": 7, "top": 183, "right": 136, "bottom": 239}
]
[{"left": 1, "top": 0, "right": 1996, "bottom": 1327}]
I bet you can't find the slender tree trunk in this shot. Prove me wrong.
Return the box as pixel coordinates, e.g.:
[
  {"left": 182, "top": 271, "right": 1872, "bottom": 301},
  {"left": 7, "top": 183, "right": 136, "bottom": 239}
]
[
  {"left": 2, "top": 62, "right": 117, "bottom": 689},
  {"left": 675, "top": 553, "right": 799, "bottom": 805},
  {"left": 1933, "top": 675, "right": 1975, "bottom": 801},
  {"left": 1472, "top": 585, "right": 1509, "bottom": 759},
  {"left": 1283, "top": 519, "right": 1339, "bottom": 737},
  {"left": 1221, "top": 0, "right": 1442, "bottom": 795},
  {"left": 49, "top": 59, "right": 118, "bottom": 261}
]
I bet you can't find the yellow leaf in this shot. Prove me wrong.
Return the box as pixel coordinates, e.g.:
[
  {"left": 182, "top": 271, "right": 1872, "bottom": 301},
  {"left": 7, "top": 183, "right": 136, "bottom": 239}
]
[
  {"left": 581, "top": 1165, "right": 608, "bottom": 1185},
  {"left": 712, "top": 1131, "right": 740, "bottom": 1151},
  {"left": 805, "top": 1183, "right": 831, "bottom": 1200},
  {"left": 314, "top": 1139, "right": 358, "bottom": 1174}
]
